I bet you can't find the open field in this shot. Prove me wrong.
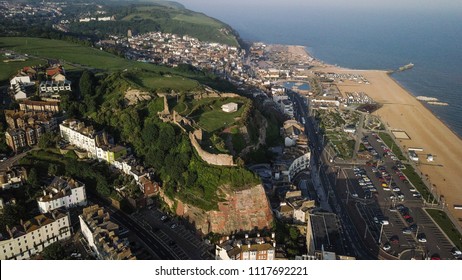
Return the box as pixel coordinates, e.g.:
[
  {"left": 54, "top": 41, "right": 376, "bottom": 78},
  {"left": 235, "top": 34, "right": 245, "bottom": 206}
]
[
  {"left": 0, "top": 37, "right": 235, "bottom": 91},
  {"left": 0, "top": 58, "right": 47, "bottom": 82},
  {"left": 190, "top": 98, "right": 247, "bottom": 132},
  {"left": 0, "top": 37, "right": 136, "bottom": 70},
  {"left": 130, "top": 71, "right": 201, "bottom": 92}
]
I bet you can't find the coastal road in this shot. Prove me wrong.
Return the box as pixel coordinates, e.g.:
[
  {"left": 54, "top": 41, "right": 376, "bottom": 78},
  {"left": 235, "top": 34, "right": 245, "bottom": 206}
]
[{"left": 289, "top": 90, "right": 377, "bottom": 259}]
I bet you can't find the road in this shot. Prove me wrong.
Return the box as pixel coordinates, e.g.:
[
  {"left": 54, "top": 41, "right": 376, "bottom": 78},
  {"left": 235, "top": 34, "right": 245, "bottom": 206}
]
[
  {"left": 89, "top": 195, "right": 177, "bottom": 260},
  {"left": 289, "top": 90, "right": 377, "bottom": 259},
  {"left": 0, "top": 148, "right": 36, "bottom": 170}
]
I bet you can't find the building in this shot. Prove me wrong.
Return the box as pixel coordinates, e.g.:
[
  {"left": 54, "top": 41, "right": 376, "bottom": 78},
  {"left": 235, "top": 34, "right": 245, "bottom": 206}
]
[
  {"left": 282, "top": 120, "right": 311, "bottom": 181},
  {"left": 215, "top": 233, "right": 276, "bottom": 260},
  {"left": 39, "top": 80, "right": 72, "bottom": 96},
  {"left": 139, "top": 176, "right": 160, "bottom": 197},
  {"left": 37, "top": 176, "right": 87, "bottom": 213},
  {"left": 306, "top": 212, "right": 346, "bottom": 256},
  {"left": 5, "top": 128, "right": 27, "bottom": 152},
  {"left": 221, "top": 102, "right": 238, "bottom": 113},
  {"left": 96, "top": 144, "right": 127, "bottom": 164},
  {"left": 79, "top": 205, "right": 135, "bottom": 260},
  {"left": 0, "top": 210, "right": 71, "bottom": 260},
  {"left": 4, "top": 110, "right": 57, "bottom": 152},
  {"left": 19, "top": 100, "right": 60, "bottom": 113},
  {"left": 0, "top": 167, "right": 27, "bottom": 190},
  {"left": 59, "top": 119, "right": 104, "bottom": 158}
]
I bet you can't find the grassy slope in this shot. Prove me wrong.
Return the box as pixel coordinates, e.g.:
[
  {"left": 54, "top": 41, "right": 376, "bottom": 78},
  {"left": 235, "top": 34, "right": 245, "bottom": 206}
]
[
  {"left": 0, "top": 37, "right": 233, "bottom": 92},
  {"left": 120, "top": 5, "right": 239, "bottom": 46},
  {"left": 0, "top": 57, "right": 47, "bottom": 82}
]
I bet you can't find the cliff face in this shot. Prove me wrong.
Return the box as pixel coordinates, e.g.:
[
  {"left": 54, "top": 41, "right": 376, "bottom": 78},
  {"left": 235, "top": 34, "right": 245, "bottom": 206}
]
[{"left": 172, "top": 184, "right": 273, "bottom": 234}]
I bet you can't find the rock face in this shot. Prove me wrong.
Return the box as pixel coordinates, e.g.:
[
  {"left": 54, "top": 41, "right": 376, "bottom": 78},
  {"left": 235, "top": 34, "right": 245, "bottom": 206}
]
[{"left": 173, "top": 184, "right": 273, "bottom": 235}]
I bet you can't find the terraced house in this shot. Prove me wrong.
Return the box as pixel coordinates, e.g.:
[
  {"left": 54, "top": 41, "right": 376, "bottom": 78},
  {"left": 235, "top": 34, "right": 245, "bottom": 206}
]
[{"left": 0, "top": 210, "right": 71, "bottom": 260}]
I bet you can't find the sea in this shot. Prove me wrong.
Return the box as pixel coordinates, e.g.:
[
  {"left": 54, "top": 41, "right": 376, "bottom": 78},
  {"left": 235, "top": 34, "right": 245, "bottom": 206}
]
[{"left": 178, "top": 1, "right": 462, "bottom": 137}]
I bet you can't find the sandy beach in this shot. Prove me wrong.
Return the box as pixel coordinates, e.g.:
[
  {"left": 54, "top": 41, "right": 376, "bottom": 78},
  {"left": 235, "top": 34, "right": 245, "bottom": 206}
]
[{"left": 315, "top": 66, "right": 462, "bottom": 226}]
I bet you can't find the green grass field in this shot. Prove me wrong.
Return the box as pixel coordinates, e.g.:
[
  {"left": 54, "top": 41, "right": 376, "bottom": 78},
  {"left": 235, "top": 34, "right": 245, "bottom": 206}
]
[
  {"left": 0, "top": 57, "right": 47, "bottom": 82},
  {"left": 192, "top": 98, "right": 246, "bottom": 132},
  {"left": 138, "top": 73, "right": 200, "bottom": 92},
  {"left": 426, "top": 209, "right": 462, "bottom": 250},
  {"left": 0, "top": 37, "right": 236, "bottom": 91},
  {"left": 173, "top": 14, "right": 223, "bottom": 28}
]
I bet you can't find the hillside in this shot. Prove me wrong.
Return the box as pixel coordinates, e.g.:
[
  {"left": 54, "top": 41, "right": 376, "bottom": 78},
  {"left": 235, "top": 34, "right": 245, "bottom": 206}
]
[
  {"left": 68, "top": 2, "right": 241, "bottom": 47},
  {"left": 0, "top": 37, "right": 236, "bottom": 92}
]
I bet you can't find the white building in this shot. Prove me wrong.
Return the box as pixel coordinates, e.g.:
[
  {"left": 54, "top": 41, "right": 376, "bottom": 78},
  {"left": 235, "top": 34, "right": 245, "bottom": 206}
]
[
  {"left": 288, "top": 152, "right": 311, "bottom": 181},
  {"left": 59, "top": 119, "right": 103, "bottom": 158},
  {"left": 0, "top": 210, "right": 71, "bottom": 260},
  {"left": 9, "top": 76, "right": 32, "bottom": 88},
  {"left": 221, "top": 102, "right": 238, "bottom": 113},
  {"left": 37, "top": 176, "right": 87, "bottom": 213}
]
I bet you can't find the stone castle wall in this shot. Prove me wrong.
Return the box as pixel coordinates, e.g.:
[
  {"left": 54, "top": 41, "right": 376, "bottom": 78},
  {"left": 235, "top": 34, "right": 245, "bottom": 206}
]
[{"left": 189, "top": 130, "right": 235, "bottom": 167}]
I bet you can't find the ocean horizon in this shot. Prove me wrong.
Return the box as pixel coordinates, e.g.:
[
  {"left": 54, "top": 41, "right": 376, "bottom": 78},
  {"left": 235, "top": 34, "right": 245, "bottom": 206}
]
[{"left": 178, "top": 1, "right": 462, "bottom": 137}]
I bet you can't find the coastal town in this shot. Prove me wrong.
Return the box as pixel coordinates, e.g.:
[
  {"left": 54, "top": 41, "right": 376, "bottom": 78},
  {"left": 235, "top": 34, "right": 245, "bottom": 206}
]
[{"left": 0, "top": 0, "right": 462, "bottom": 263}]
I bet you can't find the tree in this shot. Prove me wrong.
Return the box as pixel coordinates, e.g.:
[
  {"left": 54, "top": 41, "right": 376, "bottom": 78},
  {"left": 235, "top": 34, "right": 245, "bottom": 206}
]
[
  {"left": 27, "top": 168, "right": 39, "bottom": 187},
  {"left": 42, "top": 242, "right": 67, "bottom": 260},
  {"left": 38, "top": 132, "right": 55, "bottom": 149}
]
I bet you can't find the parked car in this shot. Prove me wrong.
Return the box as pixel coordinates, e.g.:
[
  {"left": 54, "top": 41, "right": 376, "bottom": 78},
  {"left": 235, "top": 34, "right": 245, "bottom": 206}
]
[
  {"left": 402, "top": 228, "right": 412, "bottom": 235},
  {"left": 417, "top": 233, "right": 427, "bottom": 243}
]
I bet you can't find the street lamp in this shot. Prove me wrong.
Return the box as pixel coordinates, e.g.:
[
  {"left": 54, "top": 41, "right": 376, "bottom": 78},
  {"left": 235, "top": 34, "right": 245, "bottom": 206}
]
[{"left": 378, "top": 223, "right": 385, "bottom": 244}]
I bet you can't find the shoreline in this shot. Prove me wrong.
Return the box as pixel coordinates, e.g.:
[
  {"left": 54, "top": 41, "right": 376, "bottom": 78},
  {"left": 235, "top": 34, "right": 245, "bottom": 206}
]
[
  {"left": 283, "top": 44, "right": 462, "bottom": 226},
  {"left": 386, "top": 73, "right": 462, "bottom": 142}
]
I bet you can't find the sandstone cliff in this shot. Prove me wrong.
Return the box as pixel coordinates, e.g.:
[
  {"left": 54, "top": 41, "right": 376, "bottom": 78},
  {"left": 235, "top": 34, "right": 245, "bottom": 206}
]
[{"left": 161, "top": 184, "right": 273, "bottom": 235}]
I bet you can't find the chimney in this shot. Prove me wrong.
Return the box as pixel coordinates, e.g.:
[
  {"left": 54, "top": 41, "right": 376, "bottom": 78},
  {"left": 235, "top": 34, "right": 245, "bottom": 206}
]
[
  {"left": 273, "top": 242, "right": 276, "bottom": 248},
  {"left": 271, "top": 232, "right": 276, "bottom": 239},
  {"left": 226, "top": 236, "right": 229, "bottom": 241},
  {"left": 245, "top": 234, "right": 248, "bottom": 239},
  {"left": 247, "top": 243, "right": 251, "bottom": 249},
  {"left": 257, "top": 233, "right": 260, "bottom": 238}
]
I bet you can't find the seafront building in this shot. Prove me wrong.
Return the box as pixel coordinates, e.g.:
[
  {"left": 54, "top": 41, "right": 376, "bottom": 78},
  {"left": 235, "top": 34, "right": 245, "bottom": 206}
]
[
  {"left": 79, "top": 205, "right": 135, "bottom": 260},
  {"left": 0, "top": 210, "right": 71, "bottom": 260},
  {"left": 37, "top": 176, "right": 87, "bottom": 213}
]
